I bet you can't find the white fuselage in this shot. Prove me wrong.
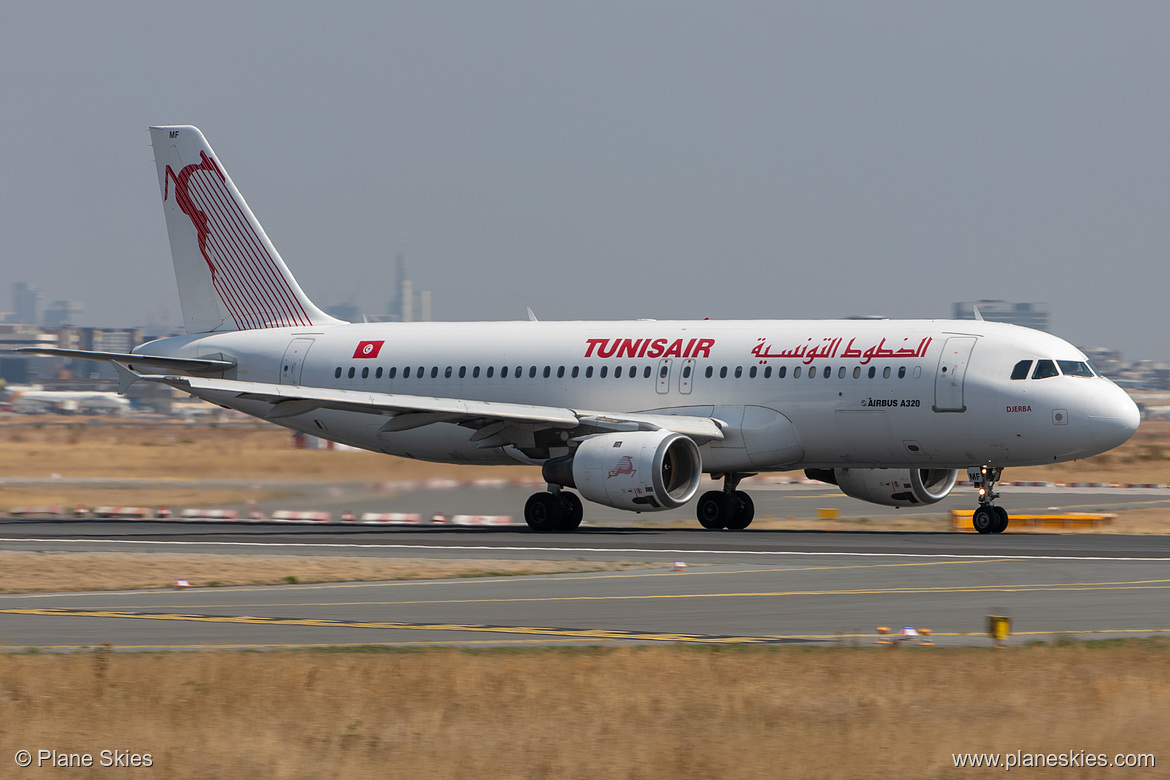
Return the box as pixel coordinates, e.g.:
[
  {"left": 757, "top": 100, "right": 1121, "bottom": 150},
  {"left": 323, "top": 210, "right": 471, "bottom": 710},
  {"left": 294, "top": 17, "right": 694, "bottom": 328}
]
[{"left": 136, "top": 317, "right": 1139, "bottom": 473}]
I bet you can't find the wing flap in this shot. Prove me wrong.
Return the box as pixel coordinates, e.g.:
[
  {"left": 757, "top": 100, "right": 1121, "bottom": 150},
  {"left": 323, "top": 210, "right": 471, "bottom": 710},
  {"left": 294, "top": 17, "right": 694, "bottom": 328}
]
[{"left": 144, "top": 374, "right": 724, "bottom": 442}]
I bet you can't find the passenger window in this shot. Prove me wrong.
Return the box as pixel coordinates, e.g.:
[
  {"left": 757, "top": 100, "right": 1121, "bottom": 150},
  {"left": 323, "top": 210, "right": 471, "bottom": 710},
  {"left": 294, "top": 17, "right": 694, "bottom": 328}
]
[
  {"left": 1058, "top": 360, "right": 1094, "bottom": 378},
  {"left": 898, "top": 366, "right": 906, "bottom": 379},
  {"left": 809, "top": 367, "right": 816, "bottom": 379},
  {"left": 630, "top": 365, "right": 636, "bottom": 378},
  {"left": 763, "top": 366, "right": 771, "bottom": 378},
  {"left": 644, "top": 366, "right": 652, "bottom": 378},
  {"left": 529, "top": 366, "right": 537, "bottom": 379},
  {"left": 557, "top": 366, "right": 564, "bottom": 378},
  {"left": 376, "top": 367, "right": 383, "bottom": 379},
  {"left": 459, "top": 366, "right": 466, "bottom": 378},
  {"left": 515, "top": 366, "right": 523, "bottom": 379},
  {"left": 571, "top": 366, "right": 579, "bottom": 378},
  {"left": 822, "top": 366, "right": 830, "bottom": 379},
  {"left": 868, "top": 367, "right": 876, "bottom": 379},
  {"left": 853, "top": 367, "right": 860, "bottom": 379},
  {"left": 684, "top": 365, "right": 693, "bottom": 378},
  {"left": 389, "top": 367, "right": 397, "bottom": 379},
  {"left": 347, "top": 367, "right": 355, "bottom": 379},
  {"left": 735, "top": 367, "right": 743, "bottom": 378},
  {"left": 500, "top": 366, "right": 508, "bottom": 378},
  {"left": 417, "top": 367, "right": 425, "bottom": 379},
  {"left": 705, "top": 366, "right": 713, "bottom": 378},
  {"left": 586, "top": 366, "right": 594, "bottom": 378},
  {"left": 778, "top": 366, "right": 787, "bottom": 378},
  {"left": 362, "top": 367, "right": 369, "bottom": 379},
  {"left": 794, "top": 366, "right": 802, "bottom": 378},
  {"left": 600, "top": 366, "right": 608, "bottom": 378},
  {"left": 615, "top": 366, "right": 623, "bottom": 378},
  {"left": 749, "top": 366, "right": 757, "bottom": 378},
  {"left": 445, "top": 366, "right": 453, "bottom": 379},
  {"left": 882, "top": 367, "right": 891, "bottom": 379},
  {"left": 486, "top": 366, "right": 494, "bottom": 378},
  {"left": 334, "top": 367, "right": 342, "bottom": 379},
  {"left": 430, "top": 367, "right": 438, "bottom": 379},
  {"left": 1032, "top": 360, "right": 1059, "bottom": 379},
  {"left": 1010, "top": 360, "right": 1032, "bottom": 380},
  {"left": 403, "top": 366, "right": 410, "bottom": 378},
  {"left": 838, "top": 366, "right": 846, "bottom": 379}
]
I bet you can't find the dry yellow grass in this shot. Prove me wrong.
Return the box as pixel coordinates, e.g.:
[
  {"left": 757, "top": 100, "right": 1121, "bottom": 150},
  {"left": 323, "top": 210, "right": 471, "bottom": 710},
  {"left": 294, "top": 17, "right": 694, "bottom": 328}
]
[
  {"left": 0, "top": 643, "right": 1165, "bottom": 779},
  {"left": 0, "top": 418, "right": 539, "bottom": 482},
  {"left": 0, "top": 552, "right": 665, "bottom": 594},
  {"left": 0, "top": 487, "right": 288, "bottom": 514}
]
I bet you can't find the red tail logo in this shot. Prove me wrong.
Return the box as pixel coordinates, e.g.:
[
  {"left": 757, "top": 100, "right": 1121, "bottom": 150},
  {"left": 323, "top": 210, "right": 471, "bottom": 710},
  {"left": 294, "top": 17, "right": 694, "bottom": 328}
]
[{"left": 163, "top": 152, "right": 312, "bottom": 329}]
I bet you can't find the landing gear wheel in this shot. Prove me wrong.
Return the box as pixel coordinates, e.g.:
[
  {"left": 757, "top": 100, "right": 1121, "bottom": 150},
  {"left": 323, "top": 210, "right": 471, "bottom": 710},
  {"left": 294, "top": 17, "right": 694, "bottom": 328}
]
[
  {"left": 697, "top": 491, "right": 730, "bottom": 529},
  {"left": 557, "top": 491, "right": 583, "bottom": 532},
  {"left": 992, "top": 506, "right": 1010, "bottom": 534},
  {"left": 524, "top": 492, "right": 563, "bottom": 533},
  {"left": 724, "top": 491, "right": 755, "bottom": 530},
  {"left": 972, "top": 506, "right": 996, "bottom": 535}
]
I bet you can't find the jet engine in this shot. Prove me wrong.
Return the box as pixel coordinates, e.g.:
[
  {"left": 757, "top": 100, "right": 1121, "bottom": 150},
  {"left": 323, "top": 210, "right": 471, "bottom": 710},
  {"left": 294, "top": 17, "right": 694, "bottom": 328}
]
[
  {"left": 805, "top": 467, "right": 958, "bottom": 508},
  {"left": 543, "top": 430, "right": 702, "bottom": 511}
]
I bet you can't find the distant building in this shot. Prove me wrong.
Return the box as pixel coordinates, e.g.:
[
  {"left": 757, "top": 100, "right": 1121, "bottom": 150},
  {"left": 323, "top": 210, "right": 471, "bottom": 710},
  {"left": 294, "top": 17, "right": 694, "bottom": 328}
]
[
  {"left": 43, "top": 300, "right": 85, "bottom": 327},
  {"left": 952, "top": 300, "right": 1049, "bottom": 331},
  {"left": 11, "top": 282, "right": 44, "bottom": 325},
  {"left": 325, "top": 303, "right": 362, "bottom": 323}
]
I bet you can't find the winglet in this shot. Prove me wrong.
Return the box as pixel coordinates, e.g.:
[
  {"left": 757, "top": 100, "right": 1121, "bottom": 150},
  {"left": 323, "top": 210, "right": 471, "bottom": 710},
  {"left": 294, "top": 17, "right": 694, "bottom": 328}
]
[{"left": 973, "top": 305, "right": 984, "bottom": 321}]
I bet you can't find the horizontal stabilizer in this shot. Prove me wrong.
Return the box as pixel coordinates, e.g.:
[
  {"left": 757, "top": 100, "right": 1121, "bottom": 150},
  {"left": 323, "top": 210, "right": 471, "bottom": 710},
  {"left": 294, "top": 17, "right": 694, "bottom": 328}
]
[{"left": 14, "top": 348, "right": 235, "bottom": 375}]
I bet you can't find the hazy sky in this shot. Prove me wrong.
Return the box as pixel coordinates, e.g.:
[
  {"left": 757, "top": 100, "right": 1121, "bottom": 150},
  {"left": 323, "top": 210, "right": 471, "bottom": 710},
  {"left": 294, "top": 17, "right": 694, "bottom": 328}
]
[{"left": 2, "top": 2, "right": 1168, "bottom": 360}]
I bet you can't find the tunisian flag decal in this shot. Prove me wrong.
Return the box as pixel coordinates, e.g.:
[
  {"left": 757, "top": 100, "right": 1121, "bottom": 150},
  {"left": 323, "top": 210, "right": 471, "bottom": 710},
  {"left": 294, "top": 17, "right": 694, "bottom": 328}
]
[{"left": 352, "top": 340, "right": 385, "bottom": 359}]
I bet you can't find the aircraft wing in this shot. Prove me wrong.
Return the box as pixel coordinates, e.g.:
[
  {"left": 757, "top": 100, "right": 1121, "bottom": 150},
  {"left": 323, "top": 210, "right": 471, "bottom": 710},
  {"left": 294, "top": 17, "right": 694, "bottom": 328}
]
[
  {"left": 14, "top": 348, "right": 235, "bottom": 375},
  {"left": 154, "top": 375, "right": 726, "bottom": 443}
]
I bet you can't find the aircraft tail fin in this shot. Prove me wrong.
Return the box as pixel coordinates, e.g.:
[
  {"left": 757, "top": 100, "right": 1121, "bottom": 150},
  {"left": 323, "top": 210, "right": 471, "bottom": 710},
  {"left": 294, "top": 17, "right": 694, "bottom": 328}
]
[{"left": 148, "top": 126, "right": 342, "bottom": 334}]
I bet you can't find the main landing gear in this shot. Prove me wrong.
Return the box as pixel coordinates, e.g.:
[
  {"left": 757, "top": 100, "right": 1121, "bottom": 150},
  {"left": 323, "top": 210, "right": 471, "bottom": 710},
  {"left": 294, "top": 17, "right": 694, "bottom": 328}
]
[
  {"left": 696, "top": 473, "right": 755, "bottom": 530},
  {"left": 524, "top": 488, "right": 584, "bottom": 533},
  {"left": 969, "top": 465, "right": 1010, "bottom": 534}
]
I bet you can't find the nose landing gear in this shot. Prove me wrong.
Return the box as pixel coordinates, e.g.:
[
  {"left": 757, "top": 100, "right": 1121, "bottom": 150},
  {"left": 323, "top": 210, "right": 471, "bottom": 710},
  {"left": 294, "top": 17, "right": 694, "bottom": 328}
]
[{"left": 969, "top": 465, "right": 1009, "bottom": 534}]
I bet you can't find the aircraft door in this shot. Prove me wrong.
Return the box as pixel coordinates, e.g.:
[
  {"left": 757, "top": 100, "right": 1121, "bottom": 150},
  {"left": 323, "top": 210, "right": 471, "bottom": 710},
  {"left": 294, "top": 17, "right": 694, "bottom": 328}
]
[
  {"left": 933, "top": 337, "right": 976, "bottom": 412},
  {"left": 280, "top": 338, "right": 315, "bottom": 385},
  {"left": 656, "top": 358, "right": 672, "bottom": 395},
  {"left": 678, "top": 359, "right": 694, "bottom": 394}
]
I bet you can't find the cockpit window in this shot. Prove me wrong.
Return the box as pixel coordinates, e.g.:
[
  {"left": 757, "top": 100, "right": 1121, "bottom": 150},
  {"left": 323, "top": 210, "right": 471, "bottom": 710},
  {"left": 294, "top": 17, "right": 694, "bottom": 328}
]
[
  {"left": 1057, "top": 360, "right": 1094, "bottom": 378},
  {"left": 1032, "top": 359, "right": 1059, "bottom": 379},
  {"left": 1010, "top": 360, "right": 1032, "bottom": 380}
]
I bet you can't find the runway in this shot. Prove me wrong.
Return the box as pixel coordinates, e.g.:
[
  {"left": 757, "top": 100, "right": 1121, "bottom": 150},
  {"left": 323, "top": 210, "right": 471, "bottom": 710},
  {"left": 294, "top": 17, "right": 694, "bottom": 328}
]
[{"left": 3, "top": 518, "right": 1169, "bottom": 650}]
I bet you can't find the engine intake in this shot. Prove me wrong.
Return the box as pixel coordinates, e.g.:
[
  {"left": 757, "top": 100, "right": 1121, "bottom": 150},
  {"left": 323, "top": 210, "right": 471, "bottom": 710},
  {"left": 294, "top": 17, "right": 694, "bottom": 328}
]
[
  {"left": 543, "top": 430, "right": 702, "bottom": 511},
  {"left": 806, "top": 467, "right": 958, "bottom": 508}
]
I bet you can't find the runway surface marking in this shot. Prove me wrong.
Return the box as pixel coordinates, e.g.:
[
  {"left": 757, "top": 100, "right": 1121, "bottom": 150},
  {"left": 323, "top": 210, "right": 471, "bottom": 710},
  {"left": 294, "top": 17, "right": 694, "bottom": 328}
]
[
  {"left": 5, "top": 628, "right": 1170, "bottom": 652},
  {"left": 82, "top": 576, "right": 1170, "bottom": 609},
  {"left": 0, "top": 559, "right": 1003, "bottom": 602},
  {"left": 0, "top": 608, "right": 792, "bottom": 644},
  {"left": 2, "top": 537, "right": 1168, "bottom": 561},
  {"left": 58, "top": 573, "right": 1170, "bottom": 612}
]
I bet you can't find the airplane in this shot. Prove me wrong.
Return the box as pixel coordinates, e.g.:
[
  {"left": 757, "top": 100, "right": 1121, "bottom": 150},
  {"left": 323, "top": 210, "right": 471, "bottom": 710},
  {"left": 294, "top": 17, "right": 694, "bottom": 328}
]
[
  {"left": 3, "top": 387, "right": 131, "bottom": 415},
  {"left": 19, "top": 125, "right": 1140, "bottom": 534}
]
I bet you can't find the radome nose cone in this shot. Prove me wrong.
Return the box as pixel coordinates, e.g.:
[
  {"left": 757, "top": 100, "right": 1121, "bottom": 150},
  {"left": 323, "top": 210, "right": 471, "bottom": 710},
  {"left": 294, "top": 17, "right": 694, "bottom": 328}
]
[{"left": 1087, "top": 386, "right": 1140, "bottom": 450}]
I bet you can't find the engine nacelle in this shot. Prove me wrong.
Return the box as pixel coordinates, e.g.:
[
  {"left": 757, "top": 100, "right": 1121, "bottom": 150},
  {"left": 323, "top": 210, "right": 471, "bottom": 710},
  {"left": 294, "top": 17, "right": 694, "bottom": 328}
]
[
  {"left": 807, "top": 467, "right": 958, "bottom": 508},
  {"left": 543, "top": 430, "right": 703, "bottom": 511}
]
